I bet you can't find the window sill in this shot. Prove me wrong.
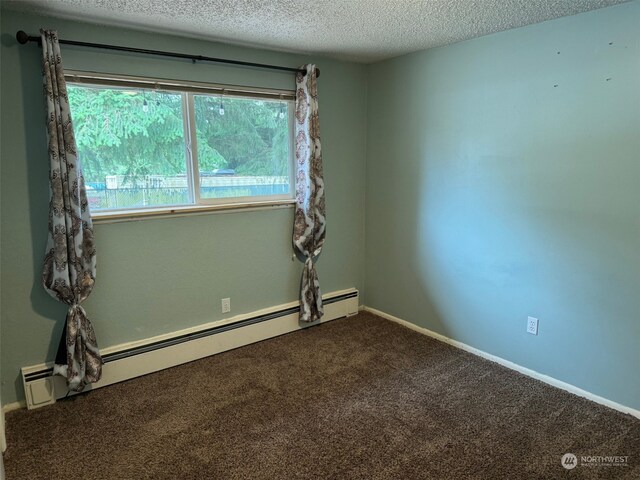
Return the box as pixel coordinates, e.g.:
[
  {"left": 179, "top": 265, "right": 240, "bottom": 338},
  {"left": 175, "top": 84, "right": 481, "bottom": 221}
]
[{"left": 91, "top": 199, "right": 296, "bottom": 224}]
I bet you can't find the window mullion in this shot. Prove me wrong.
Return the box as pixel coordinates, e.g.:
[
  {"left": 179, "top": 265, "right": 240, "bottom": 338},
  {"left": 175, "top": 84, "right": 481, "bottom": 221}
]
[{"left": 183, "top": 92, "right": 201, "bottom": 205}]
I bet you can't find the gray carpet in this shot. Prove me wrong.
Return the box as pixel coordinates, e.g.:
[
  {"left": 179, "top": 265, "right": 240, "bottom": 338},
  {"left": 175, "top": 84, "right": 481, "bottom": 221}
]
[{"left": 4, "top": 312, "right": 639, "bottom": 479}]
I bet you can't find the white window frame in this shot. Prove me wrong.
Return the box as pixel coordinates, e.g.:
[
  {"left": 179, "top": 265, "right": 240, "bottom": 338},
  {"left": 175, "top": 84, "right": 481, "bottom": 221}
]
[{"left": 66, "top": 71, "right": 296, "bottom": 221}]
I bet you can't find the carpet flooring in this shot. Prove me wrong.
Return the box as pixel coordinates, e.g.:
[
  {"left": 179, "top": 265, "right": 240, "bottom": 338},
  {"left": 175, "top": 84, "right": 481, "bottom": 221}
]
[{"left": 4, "top": 312, "right": 639, "bottom": 479}]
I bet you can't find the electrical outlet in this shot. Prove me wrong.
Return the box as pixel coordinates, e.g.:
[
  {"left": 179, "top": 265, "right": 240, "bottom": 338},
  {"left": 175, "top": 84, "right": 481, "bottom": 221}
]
[
  {"left": 221, "top": 298, "right": 231, "bottom": 313},
  {"left": 527, "top": 316, "right": 539, "bottom": 335}
]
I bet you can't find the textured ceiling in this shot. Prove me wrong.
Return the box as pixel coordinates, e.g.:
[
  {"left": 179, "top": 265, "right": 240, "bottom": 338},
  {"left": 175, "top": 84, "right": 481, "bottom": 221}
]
[{"left": 2, "top": 0, "right": 628, "bottom": 62}]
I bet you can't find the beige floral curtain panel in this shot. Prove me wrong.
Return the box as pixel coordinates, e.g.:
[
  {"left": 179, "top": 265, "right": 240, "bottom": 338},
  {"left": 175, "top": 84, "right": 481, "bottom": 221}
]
[
  {"left": 40, "top": 30, "right": 103, "bottom": 391},
  {"left": 293, "top": 64, "right": 326, "bottom": 323}
]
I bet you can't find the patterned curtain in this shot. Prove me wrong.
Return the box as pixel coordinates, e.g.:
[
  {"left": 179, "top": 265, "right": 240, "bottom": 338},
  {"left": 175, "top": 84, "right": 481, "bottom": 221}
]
[
  {"left": 293, "top": 64, "right": 326, "bottom": 323},
  {"left": 40, "top": 30, "right": 102, "bottom": 391}
]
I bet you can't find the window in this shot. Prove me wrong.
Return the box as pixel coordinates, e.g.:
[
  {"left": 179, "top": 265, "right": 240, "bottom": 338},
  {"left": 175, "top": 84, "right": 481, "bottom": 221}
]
[{"left": 66, "top": 73, "right": 295, "bottom": 215}]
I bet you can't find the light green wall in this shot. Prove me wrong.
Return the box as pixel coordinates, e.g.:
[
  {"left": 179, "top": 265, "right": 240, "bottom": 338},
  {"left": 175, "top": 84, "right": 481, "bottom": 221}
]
[
  {"left": 0, "top": 10, "right": 367, "bottom": 405},
  {"left": 366, "top": 1, "right": 640, "bottom": 409},
  {"left": 2, "top": 3, "right": 639, "bottom": 411}
]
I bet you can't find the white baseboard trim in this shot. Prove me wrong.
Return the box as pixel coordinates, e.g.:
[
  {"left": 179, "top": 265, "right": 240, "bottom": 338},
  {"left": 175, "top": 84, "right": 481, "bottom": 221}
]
[
  {"left": 12, "top": 289, "right": 359, "bottom": 412},
  {"left": 0, "top": 406, "right": 5, "bottom": 453},
  {"left": 1, "top": 402, "right": 25, "bottom": 414},
  {"left": 364, "top": 307, "right": 640, "bottom": 420}
]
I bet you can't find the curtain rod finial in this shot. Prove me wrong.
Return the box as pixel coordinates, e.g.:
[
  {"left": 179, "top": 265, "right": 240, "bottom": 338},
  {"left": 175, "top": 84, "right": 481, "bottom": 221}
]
[
  {"left": 16, "top": 30, "right": 30, "bottom": 44},
  {"left": 303, "top": 67, "right": 320, "bottom": 78}
]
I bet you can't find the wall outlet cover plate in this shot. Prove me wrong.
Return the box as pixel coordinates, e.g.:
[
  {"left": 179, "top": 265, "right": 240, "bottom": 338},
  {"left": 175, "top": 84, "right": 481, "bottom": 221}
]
[{"left": 527, "top": 316, "right": 539, "bottom": 335}]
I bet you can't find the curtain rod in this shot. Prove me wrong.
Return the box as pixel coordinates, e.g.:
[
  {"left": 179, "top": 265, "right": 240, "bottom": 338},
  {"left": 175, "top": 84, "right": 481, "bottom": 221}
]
[{"left": 15, "top": 30, "right": 320, "bottom": 78}]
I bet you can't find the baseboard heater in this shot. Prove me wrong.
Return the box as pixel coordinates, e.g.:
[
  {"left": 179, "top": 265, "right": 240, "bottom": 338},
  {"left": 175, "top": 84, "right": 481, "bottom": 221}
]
[{"left": 21, "top": 288, "right": 359, "bottom": 410}]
